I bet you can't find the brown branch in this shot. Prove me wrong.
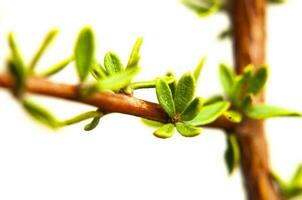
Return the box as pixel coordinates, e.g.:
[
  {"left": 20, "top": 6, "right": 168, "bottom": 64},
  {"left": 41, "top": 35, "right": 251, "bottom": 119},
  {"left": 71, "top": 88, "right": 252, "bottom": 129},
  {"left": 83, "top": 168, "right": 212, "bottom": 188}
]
[
  {"left": 231, "top": 0, "right": 284, "bottom": 200},
  {"left": 0, "top": 73, "right": 234, "bottom": 129}
]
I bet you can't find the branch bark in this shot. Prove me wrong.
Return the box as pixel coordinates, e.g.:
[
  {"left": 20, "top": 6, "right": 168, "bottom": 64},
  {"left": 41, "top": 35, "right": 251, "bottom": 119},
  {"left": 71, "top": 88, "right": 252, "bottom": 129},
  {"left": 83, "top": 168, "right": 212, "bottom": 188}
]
[
  {"left": 0, "top": 73, "right": 234, "bottom": 129},
  {"left": 231, "top": 0, "right": 283, "bottom": 199}
]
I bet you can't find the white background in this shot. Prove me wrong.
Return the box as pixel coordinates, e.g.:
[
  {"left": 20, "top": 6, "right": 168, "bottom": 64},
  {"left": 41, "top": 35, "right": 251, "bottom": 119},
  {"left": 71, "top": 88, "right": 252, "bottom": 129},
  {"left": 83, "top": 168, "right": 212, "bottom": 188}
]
[{"left": 0, "top": 0, "right": 302, "bottom": 199}]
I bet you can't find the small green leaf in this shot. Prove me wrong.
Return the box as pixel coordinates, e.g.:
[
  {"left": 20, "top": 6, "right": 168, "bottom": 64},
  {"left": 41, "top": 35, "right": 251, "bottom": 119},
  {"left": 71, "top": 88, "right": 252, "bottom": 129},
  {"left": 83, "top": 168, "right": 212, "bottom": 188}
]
[
  {"left": 58, "top": 111, "right": 102, "bottom": 127},
  {"left": 104, "top": 52, "right": 124, "bottom": 75},
  {"left": 7, "top": 60, "right": 26, "bottom": 96},
  {"left": 7, "top": 33, "right": 26, "bottom": 95},
  {"left": 272, "top": 167, "right": 302, "bottom": 199},
  {"left": 81, "top": 66, "right": 139, "bottom": 97},
  {"left": 7, "top": 33, "right": 26, "bottom": 71},
  {"left": 153, "top": 123, "right": 175, "bottom": 139},
  {"left": 74, "top": 26, "right": 95, "bottom": 82},
  {"left": 166, "top": 71, "right": 177, "bottom": 97},
  {"left": 128, "top": 76, "right": 175, "bottom": 90},
  {"left": 218, "top": 28, "right": 232, "bottom": 40},
  {"left": 181, "top": 97, "right": 204, "bottom": 121},
  {"left": 287, "top": 186, "right": 302, "bottom": 199},
  {"left": 230, "top": 65, "right": 252, "bottom": 102},
  {"left": 188, "top": 101, "right": 230, "bottom": 126},
  {"left": 29, "top": 28, "right": 59, "bottom": 73},
  {"left": 174, "top": 72, "right": 196, "bottom": 113},
  {"left": 224, "top": 133, "right": 240, "bottom": 175},
  {"left": 204, "top": 95, "right": 224, "bottom": 106},
  {"left": 22, "top": 99, "right": 58, "bottom": 128},
  {"left": 223, "top": 110, "right": 242, "bottom": 123},
  {"left": 126, "top": 37, "right": 143, "bottom": 69},
  {"left": 182, "top": 0, "right": 220, "bottom": 17},
  {"left": 269, "top": 0, "right": 287, "bottom": 4},
  {"left": 291, "top": 164, "right": 302, "bottom": 187},
  {"left": 40, "top": 57, "right": 73, "bottom": 77},
  {"left": 247, "top": 66, "right": 269, "bottom": 95},
  {"left": 90, "top": 63, "right": 108, "bottom": 80},
  {"left": 175, "top": 122, "right": 201, "bottom": 137},
  {"left": 219, "top": 63, "right": 235, "bottom": 97},
  {"left": 84, "top": 116, "right": 101, "bottom": 131},
  {"left": 271, "top": 172, "right": 290, "bottom": 194},
  {"left": 241, "top": 94, "right": 253, "bottom": 110},
  {"left": 97, "top": 66, "right": 140, "bottom": 91},
  {"left": 141, "top": 118, "right": 163, "bottom": 128},
  {"left": 156, "top": 78, "right": 176, "bottom": 117},
  {"left": 83, "top": 110, "right": 104, "bottom": 131},
  {"left": 246, "top": 105, "right": 302, "bottom": 119},
  {"left": 193, "top": 56, "right": 206, "bottom": 82}
]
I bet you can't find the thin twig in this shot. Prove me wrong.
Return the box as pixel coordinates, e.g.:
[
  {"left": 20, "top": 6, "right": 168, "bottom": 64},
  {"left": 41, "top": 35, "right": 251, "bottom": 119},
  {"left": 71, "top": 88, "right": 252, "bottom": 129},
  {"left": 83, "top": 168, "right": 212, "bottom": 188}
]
[{"left": 0, "top": 73, "right": 234, "bottom": 129}]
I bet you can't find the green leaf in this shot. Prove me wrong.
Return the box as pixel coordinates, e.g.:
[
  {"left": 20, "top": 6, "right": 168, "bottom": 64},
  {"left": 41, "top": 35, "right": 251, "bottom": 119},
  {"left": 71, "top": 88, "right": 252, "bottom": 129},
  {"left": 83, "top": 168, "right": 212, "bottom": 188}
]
[
  {"left": 84, "top": 116, "right": 101, "bottom": 131},
  {"left": 182, "top": 0, "right": 220, "bottom": 17},
  {"left": 271, "top": 172, "right": 290, "bottom": 195},
  {"left": 269, "top": 0, "right": 287, "bottom": 4},
  {"left": 241, "top": 94, "right": 253, "bottom": 110},
  {"left": 58, "top": 111, "right": 102, "bottom": 127},
  {"left": 174, "top": 72, "right": 196, "bottom": 113},
  {"left": 104, "top": 52, "right": 124, "bottom": 75},
  {"left": 83, "top": 109, "right": 104, "bottom": 131},
  {"left": 272, "top": 169, "right": 302, "bottom": 199},
  {"left": 287, "top": 186, "right": 302, "bottom": 199},
  {"left": 246, "top": 105, "right": 302, "bottom": 119},
  {"left": 218, "top": 28, "right": 232, "bottom": 40},
  {"left": 224, "top": 133, "right": 240, "bottom": 175},
  {"left": 193, "top": 56, "right": 206, "bottom": 82},
  {"left": 291, "top": 164, "right": 302, "bottom": 187},
  {"left": 188, "top": 101, "right": 230, "bottom": 126},
  {"left": 7, "top": 60, "right": 26, "bottom": 96},
  {"left": 219, "top": 63, "right": 235, "bottom": 97},
  {"left": 126, "top": 37, "right": 143, "bottom": 69},
  {"left": 22, "top": 99, "right": 58, "bottom": 128},
  {"left": 272, "top": 172, "right": 288, "bottom": 189},
  {"left": 90, "top": 63, "right": 108, "bottom": 80},
  {"left": 204, "top": 95, "right": 224, "bottom": 106},
  {"left": 97, "top": 66, "right": 140, "bottom": 91},
  {"left": 156, "top": 78, "right": 176, "bottom": 117},
  {"left": 29, "top": 28, "right": 59, "bottom": 73},
  {"left": 7, "top": 33, "right": 26, "bottom": 71},
  {"left": 153, "top": 123, "right": 175, "bottom": 139},
  {"left": 40, "top": 57, "right": 73, "bottom": 77},
  {"left": 74, "top": 26, "right": 95, "bottom": 82},
  {"left": 230, "top": 65, "right": 252, "bottom": 102},
  {"left": 175, "top": 122, "right": 201, "bottom": 137},
  {"left": 7, "top": 33, "right": 27, "bottom": 95},
  {"left": 141, "top": 118, "right": 163, "bottom": 128},
  {"left": 128, "top": 76, "right": 175, "bottom": 90},
  {"left": 247, "top": 66, "right": 269, "bottom": 95},
  {"left": 223, "top": 110, "right": 242, "bottom": 123},
  {"left": 165, "top": 71, "right": 177, "bottom": 97},
  {"left": 181, "top": 97, "right": 204, "bottom": 121}
]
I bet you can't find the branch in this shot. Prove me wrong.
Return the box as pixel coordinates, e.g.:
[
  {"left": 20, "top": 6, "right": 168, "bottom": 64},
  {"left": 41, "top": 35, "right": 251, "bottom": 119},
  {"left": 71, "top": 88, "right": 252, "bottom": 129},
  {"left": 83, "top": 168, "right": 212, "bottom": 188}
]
[
  {"left": 231, "top": 0, "right": 283, "bottom": 199},
  {"left": 0, "top": 73, "right": 234, "bottom": 129}
]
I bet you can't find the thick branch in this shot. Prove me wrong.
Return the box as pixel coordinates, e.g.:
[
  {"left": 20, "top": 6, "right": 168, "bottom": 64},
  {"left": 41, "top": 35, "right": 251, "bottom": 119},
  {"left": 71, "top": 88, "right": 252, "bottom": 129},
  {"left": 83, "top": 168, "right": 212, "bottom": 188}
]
[
  {"left": 0, "top": 73, "right": 234, "bottom": 129},
  {"left": 231, "top": 0, "right": 283, "bottom": 200}
]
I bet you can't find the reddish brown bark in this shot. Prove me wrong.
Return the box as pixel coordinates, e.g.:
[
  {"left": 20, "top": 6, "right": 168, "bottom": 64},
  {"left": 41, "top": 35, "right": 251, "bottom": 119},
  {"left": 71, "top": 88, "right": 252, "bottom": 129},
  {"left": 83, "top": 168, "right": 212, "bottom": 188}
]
[
  {"left": 0, "top": 73, "right": 234, "bottom": 129},
  {"left": 231, "top": 0, "right": 283, "bottom": 199}
]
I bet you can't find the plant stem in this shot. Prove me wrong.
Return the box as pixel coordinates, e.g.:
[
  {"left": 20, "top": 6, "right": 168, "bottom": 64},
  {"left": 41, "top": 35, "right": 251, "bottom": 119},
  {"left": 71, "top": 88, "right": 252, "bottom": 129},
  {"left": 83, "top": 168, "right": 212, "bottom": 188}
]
[
  {"left": 0, "top": 73, "right": 233, "bottom": 129},
  {"left": 231, "top": 0, "right": 284, "bottom": 199}
]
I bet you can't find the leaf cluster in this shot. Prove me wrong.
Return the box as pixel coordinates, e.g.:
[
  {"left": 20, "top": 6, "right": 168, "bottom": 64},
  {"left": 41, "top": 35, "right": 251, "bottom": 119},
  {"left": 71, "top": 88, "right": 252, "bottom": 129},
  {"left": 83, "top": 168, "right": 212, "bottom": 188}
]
[
  {"left": 5, "top": 27, "right": 145, "bottom": 131},
  {"left": 152, "top": 61, "right": 230, "bottom": 138},
  {"left": 219, "top": 63, "right": 302, "bottom": 120}
]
